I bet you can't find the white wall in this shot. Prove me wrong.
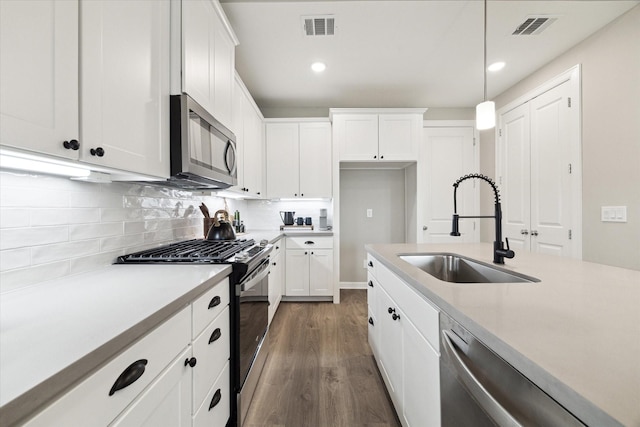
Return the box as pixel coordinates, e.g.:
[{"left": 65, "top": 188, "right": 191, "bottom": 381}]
[
  {"left": 480, "top": 5, "right": 640, "bottom": 270},
  {"left": 0, "top": 170, "right": 247, "bottom": 293}
]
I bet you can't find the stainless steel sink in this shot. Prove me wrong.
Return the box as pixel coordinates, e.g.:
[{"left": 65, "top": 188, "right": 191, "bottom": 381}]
[{"left": 399, "top": 253, "right": 540, "bottom": 283}]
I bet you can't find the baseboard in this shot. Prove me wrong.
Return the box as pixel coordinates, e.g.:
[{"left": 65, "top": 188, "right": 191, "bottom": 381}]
[{"left": 341, "top": 281, "right": 367, "bottom": 289}]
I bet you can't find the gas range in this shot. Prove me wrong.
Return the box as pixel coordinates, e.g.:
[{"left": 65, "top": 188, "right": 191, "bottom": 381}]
[{"left": 116, "top": 238, "right": 259, "bottom": 264}]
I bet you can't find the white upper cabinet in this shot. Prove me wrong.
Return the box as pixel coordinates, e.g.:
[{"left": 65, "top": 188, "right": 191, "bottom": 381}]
[
  {"left": 181, "top": 0, "right": 238, "bottom": 130},
  {"left": 80, "top": 0, "right": 170, "bottom": 178},
  {"left": 0, "top": 0, "right": 79, "bottom": 160},
  {"left": 1, "top": 0, "right": 170, "bottom": 179},
  {"left": 265, "top": 121, "right": 332, "bottom": 199},
  {"left": 331, "top": 109, "right": 425, "bottom": 162}
]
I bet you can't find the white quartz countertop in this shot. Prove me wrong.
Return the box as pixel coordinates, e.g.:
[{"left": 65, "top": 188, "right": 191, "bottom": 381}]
[
  {"left": 0, "top": 263, "right": 231, "bottom": 425},
  {"left": 239, "top": 229, "right": 333, "bottom": 245},
  {"left": 366, "top": 243, "right": 640, "bottom": 427}
]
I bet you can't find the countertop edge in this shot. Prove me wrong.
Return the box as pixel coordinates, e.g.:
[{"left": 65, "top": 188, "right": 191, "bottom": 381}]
[
  {"left": 365, "top": 244, "right": 624, "bottom": 427},
  {"left": 0, "top": 265, "right": 232, "bottom": 427}
]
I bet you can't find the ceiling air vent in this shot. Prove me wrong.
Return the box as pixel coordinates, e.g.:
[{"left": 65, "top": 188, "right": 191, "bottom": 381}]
[
  {"left": 302, "top": 15, "right": 336, "bottom": 37},
  {"left": 512, "top": 15, "right": 558, "bottom": 36}
]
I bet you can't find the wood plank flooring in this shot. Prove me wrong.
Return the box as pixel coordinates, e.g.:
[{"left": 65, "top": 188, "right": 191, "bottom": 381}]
[{"left": 244, "top": 290, "right": 401, "bottom": 427}]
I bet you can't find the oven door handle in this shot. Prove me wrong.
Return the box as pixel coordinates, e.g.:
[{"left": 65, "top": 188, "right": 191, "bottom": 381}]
[
  {"left": 442, "top": 330, "right": 522, "bottom": 427},
  {"left": 239, "top": 259, "right": 270, "bottom": 292}
]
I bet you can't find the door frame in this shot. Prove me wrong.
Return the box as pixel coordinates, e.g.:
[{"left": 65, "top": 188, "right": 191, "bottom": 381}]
[{"left": 496, "top": 65, "right": 582, "bottom": 259}]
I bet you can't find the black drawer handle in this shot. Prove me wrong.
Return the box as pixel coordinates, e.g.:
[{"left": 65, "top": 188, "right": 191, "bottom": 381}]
[
  {"left": 368, "top": 261, "right": 373, "bottom": 267},
  {"left": 368, "top": 280, "right": 374, "bottom": 288},
  {"left": 184, "top": 357, "right": 197, "bottom": 368},
  {"left": 304, "top": 241, "right": 315, "bottom": 245},
  {"left": 209, "top": 389, "right": 222, "bottom": 411},
  {"left": 208, "top": 296, "right": 221, "bottom": 309},
  {"left": 368, "top": 317, "right": 374, "bottom": 326},
  {"left": 109, "top": 359, "right": 147, "bottom": 396},
  {"left": 208, "top": 328, "right": 222, "bottom": 344}
]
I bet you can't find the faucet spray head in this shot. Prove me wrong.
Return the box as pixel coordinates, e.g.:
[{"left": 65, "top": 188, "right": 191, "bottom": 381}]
[{"left": 450, "top": 214, "right": 461, "bottom": 236}]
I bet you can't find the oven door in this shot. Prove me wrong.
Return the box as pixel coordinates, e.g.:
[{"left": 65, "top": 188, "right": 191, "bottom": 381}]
[{"left": 237, "top": 258, "right": 269, "bottom": 391}]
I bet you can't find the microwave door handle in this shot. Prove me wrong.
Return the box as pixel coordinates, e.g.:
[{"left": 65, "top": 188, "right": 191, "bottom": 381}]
[
  {"left": 442, "top": 330, "right": 522, "bottom": 427},
  {"left": 224, "top": 140, "right": 237, "bottom": 176}
]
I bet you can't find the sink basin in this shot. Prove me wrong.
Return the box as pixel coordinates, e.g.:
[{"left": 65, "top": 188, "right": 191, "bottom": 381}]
[{"left": 399, "top": 253, "right": 540, "bottom": 283}]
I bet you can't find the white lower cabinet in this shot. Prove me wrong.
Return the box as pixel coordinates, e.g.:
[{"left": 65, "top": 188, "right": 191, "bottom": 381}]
[
  {"left": 268, "top": 240, "right": 284, "bottom": 323},
  {"left": 110, "top": 347, "right": 192, "bottom": 427},
  {"left": 23, "top": 276, "right": 231, "bottom": 427},
  {"left": 285, "top": 237, "right": 333, "bottom": 297},
  {"left": 367, "top": 256, "right": 441, "bottom": 427}
]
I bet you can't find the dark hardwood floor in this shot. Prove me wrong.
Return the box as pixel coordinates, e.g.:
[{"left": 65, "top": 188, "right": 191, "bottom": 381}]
[{"left": 243, "top": 290, "right": 401, "bottom": 427}]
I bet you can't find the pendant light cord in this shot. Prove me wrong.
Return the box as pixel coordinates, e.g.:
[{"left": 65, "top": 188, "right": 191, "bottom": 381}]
[{"left": 483, "top": 0, "right": 487, "bottom": 103}]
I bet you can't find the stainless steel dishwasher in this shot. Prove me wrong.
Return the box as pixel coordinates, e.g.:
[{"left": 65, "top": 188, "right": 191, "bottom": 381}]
[{"left": 440, "top": 312, "right": 585, "bottom": 426}]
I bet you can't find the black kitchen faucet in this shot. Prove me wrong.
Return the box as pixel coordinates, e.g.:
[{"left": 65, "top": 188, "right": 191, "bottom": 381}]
[{"left": 450, "top": 173, "right": 515, "bottom": 264}]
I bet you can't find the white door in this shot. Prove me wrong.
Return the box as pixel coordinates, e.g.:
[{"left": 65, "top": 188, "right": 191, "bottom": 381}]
[
  {"left": 80, "top": 0, "right": 170, "bottom": 177},
  {"left": 500, "top": 104, "right": 531, "bottom": 253},
  {"left": 500, "top": 81, "right": 575, "bottom": 257},
  {"left": 0, "top": 0, "right": 79, "bottom": 160},
  {"left": 530, "top": 83, "right": 572, "bottom": 256},
  {"left": 266, "top": 123, "right": 299, "bottom": 198},
  {"left": 309, "top": 249, "right": 333, "bottom": 296},
  {"left": 420, "top": 126, "right": 478, "bottom": 243},
  {"left": 299, "top": 122, "right": 332, "bottom": 198}
]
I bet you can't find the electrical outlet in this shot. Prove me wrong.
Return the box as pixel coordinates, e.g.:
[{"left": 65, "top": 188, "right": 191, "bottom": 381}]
[{"left": 366, "top": 209, "right": 373, "bottom": 218}]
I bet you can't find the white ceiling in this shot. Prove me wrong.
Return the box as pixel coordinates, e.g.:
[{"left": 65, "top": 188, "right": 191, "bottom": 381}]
[{"left": 220, "top": 0, "right": 639, "bottom": 112}]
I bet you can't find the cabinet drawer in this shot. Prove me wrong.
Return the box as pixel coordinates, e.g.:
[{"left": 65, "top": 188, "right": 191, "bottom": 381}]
[
  {"left": 192, "top": 306, "right": 230, "bottom": 412},
  {"left": 377, "top": 262, "right": 440, "bottom": 353},
  {"left": 24, "top": 308, "right": 191, "bottom": 427},
  {"left": 366, "top": 253, "right": 378, "bottom": 277},
  {"left": 193, "top": 361, "right": 231, "bottom": 427},
  {"left": 192, "top": 277, "right": 230, "bottom": 339},
  {"left": 286, "top": 236, "right": 333, "bottom": 249}
]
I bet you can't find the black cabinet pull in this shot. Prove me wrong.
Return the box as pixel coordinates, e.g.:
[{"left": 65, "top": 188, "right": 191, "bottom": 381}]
[
  {"left": 373, "top": 155, "right": 377, "bottom": 159},
  {"left": 208, "top": 389, "right": 222, "bottom": 411},
  {"left": 388, "top": 307, "right": 396, "bottom": 314},
  {"left": 208, "top": 328, "right": 222, "bottom": 344},
  {"left": 109, "top": 359, "right": 147, "bottom": 396},
  {"left": 368, "top": 280, "right": 374, "bottom": 288},
  {"left": 90, "top": 147, "right": 105, "bottom": 157},
  {"left": 63, "top": 139, "right": 79, "bottom": 150},
  {"left": 368, "top": 317, "right": 374, "bottom": 326},
  {"left": 208, "top": 296, "right": 221, "bottom": 309},
  {"left": 368, "top": 261, "right": 373, "bottom": 267},
  {"left": 184, "top": 357, "right": 197, "bottom": 368},
  {"left": 392, "top": 313, "right": 400, "bottom": 321},
  {"left": 304, "top": 241, "right": 315, "bottom": 245},
  {"left": 381, "top": 155, "right": 384, "bottom": 159}
]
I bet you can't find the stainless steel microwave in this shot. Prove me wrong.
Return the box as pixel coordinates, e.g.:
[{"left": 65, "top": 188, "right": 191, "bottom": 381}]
[{"left": 168, "top": 94, "right": 237, "bottom": 190}]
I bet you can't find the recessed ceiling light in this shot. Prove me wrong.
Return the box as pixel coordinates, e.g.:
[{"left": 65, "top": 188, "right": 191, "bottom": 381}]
[
  {"left": 311, "top": 62, "right": 326, "bottom": 73},
  {"left": 488, "top": 62, "right": 506, "bottom": 72}
]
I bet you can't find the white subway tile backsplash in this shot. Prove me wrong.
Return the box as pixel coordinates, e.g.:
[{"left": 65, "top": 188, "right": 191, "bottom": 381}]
[
  {"left": 31, "top": 208, "right": 100, "bottom": 226},
  {"left": 0, "top": 260, "right": 70, "bottom": 293},
  {"left": 0, "top": 248, "right": 31, "bottom": 271},
  {"left": 0, "top": 226, "right": 69, "bottom": 251},
  {"left": 0, "top": 208, "right": 30, "bottom": 228},
  {"left": 69, "top": 250, "right": 123, "bottom": 276},
  {"left": 100, "top": 233, "right": 144, "bottom": 252},
  {"left": 0, "top": 187, "right": 69, "bottom": 208},
  {"left": 69, "top": 222, "right": 123, "bottom": 241},
  {"left": 31, "top": 240, "right": 101, "bottom": 265}
]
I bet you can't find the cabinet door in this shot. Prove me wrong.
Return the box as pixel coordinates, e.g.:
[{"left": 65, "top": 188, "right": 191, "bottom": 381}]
[
  {"left": 285, "top": 250, "right": 309, "bottom": 296},
  {"left": 266, "top": 123, "right": 299, "bottom": 198},
  {"left": 268, "top": 245, "right": 283, "bottom": 324},
  {"left": 182, "top": 0, "right": 215, "bottom": 114},
  {"left": 80, "top": 0, "right": 170, "bottom": 178},
  {"left": 212, "top": 10, "right": 235, "bottom": 129},
  {"left": 402, "top": 318, "right": 440, "bottom": 427},
  {"left": 110, "top": 348, "right": 192, "bottom": 427},
  {"left": 299, "top": 122, "right": 332, "bottom": 198},
  {"left": 231, "top": 79, "right": 246, "bottom": 191},
  {"left": 378, "top": 114, "right": 421, "bottom": 161},
  {"left": 335, "top": 114, "right": 378, "bottom": 161},
  {"left": 309, "top": 249, "right": 333, "bottom": 296},
  {"left": 0, "top": 0, "right": 79, "bottom": 160},
  {"left": 376, "top": 286, "right": 403, "bottom": 400},
  {"left": 243, "top": 102, "right": 264, "bottom": 197}
]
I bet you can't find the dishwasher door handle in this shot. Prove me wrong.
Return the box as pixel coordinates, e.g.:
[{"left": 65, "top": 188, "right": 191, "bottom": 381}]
[{"left": 442, "top": 330, "right": 522, "bottom": 427}]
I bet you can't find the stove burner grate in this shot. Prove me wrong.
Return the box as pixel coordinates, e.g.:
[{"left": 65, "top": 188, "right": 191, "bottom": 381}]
[{"left": 116, "top": 239, "right": 256, "bottom": 263}]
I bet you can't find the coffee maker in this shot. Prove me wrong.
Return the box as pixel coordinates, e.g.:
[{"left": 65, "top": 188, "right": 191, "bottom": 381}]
[{"left": 319, "top": 209, "right": 328, "bottom": 230}]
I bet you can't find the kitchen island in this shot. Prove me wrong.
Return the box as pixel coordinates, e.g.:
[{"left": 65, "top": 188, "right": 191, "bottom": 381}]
[{"left": 366, "top": 243, "right": 640, "bottom": 427}]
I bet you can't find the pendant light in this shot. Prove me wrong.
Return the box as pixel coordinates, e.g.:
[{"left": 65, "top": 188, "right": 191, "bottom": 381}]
[{"left": 476, "top": 0, "right": 495, "bottom": 130}]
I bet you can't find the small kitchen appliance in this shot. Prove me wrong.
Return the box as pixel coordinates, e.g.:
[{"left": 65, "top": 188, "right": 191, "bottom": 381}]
[
  {"left": 319, "top": 209, "right": 328, "bottom": 230},
  {"left": 280, "top": 211, "right": 295, "bottom": 226}
]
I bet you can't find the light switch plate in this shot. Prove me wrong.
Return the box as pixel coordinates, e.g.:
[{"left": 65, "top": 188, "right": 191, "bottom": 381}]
[
  {"left": 366, "top": 209, "right": 373, "bottom": 218},
  {"left": 601, "top": 206, "right": 627, "bottom": 222}
]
